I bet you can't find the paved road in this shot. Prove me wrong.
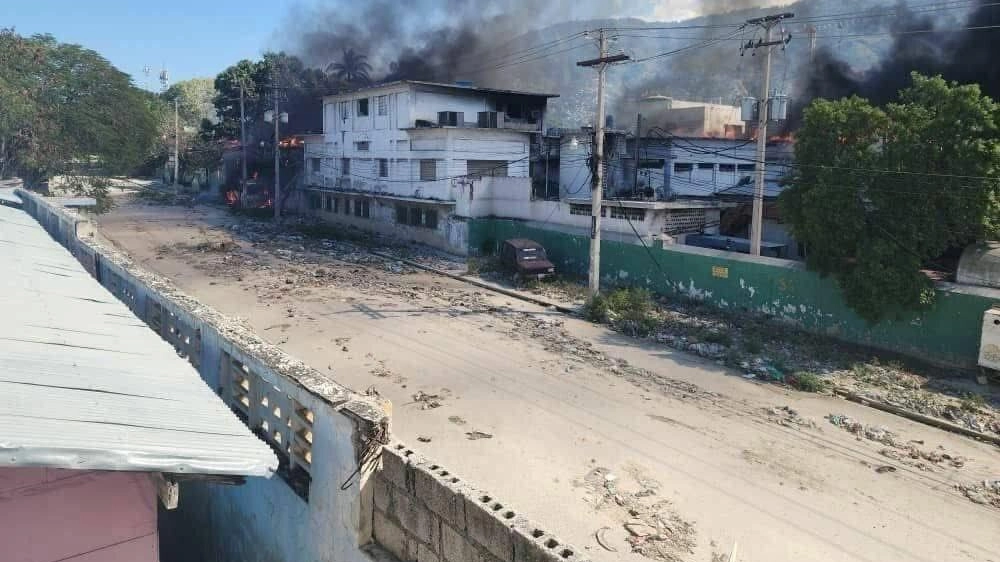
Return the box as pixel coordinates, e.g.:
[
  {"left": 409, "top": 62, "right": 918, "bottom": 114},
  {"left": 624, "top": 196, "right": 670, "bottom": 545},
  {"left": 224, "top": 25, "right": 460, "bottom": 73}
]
[{"left": 97, "top": 201, "right": 1000, "bottom": 562}]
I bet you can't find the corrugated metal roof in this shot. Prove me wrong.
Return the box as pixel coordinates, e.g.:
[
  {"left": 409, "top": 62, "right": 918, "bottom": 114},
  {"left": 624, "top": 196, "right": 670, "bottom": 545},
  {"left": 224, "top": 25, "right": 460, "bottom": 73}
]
[{"left": 0, "top": 204, "right": 278, "bottom": 477}]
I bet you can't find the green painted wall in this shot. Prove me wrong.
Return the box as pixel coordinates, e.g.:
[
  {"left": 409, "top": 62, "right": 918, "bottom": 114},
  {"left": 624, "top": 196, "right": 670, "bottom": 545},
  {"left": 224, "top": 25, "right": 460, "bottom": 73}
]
[{"left": 470, "top": 219, "right": 997, "bottom": 368}]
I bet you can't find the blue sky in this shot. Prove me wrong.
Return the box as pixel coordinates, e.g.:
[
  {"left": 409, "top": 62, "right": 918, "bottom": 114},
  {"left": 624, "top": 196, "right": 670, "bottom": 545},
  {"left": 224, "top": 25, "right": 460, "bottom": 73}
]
[{"left": 6, "top": 0, "right": 278, "bottom": 89}]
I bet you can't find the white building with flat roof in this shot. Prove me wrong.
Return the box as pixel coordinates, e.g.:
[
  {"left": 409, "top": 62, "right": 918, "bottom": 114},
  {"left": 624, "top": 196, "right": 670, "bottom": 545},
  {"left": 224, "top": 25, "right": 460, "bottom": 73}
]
[{"left": 300, "top": 80, "right": 556, "bottom": 253}]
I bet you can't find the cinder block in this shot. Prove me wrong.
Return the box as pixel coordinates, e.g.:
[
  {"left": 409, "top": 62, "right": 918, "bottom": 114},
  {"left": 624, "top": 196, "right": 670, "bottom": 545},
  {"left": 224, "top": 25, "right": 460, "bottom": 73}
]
[
  {"left": 417, "top": 541, "right": 441, "bottom": 562},
  {"left": 373, "top": 474, "right": 393, "bottom": 512},
  {"left": 413, "top": 461, "right": 467, "bottom": 530},
  {"left": 511, "top": 518, "right": 567, "bottom": 562},
  {"left": 441, "top": 523, "right": 478, "bottom": 562},
  {"left": 464, "top": 491, "right": 516, "bottom": 562},
  {"left": 381, "top": 445, "right": 412, "bottom": 490},
  {"left": 374, "top": 508, "right": 411, "bottom": 562},
  {"left": 392, "top": 488, "right": 441, "bottom": 548}
]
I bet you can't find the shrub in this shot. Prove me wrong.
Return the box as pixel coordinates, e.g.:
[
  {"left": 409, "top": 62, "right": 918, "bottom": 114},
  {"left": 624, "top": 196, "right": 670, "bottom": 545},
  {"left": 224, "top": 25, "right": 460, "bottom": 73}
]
[{"left": 792, "top": 371, "right": 826, "bottom": 393}]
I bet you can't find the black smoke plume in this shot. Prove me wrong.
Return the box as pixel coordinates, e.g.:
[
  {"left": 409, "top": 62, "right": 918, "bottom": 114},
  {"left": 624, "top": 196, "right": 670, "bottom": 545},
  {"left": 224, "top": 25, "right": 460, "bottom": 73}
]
[{"left": 800, "top": 1, "right": 1000, "bottom": 108}]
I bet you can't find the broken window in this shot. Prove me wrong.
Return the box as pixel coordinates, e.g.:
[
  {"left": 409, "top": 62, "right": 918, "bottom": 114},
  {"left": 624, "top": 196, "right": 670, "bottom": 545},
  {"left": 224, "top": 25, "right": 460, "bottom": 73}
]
[
  {"left": 610, "top": 206, "right": 645, "bottom": 221},
  {"left": 357, "top": 98, "right": 369, "bottom": 117},
  {"left": 409, "top": 207, "right": 423, "bottom": 226},
  {"left": 377, "top": 95, "right": 388, "bottom": 116},
  {"left": 378, "top": 158, "right": 389, "bottom": 178},
  {"left": 419, "top": 159, "right": 437, "bottom": 181}
]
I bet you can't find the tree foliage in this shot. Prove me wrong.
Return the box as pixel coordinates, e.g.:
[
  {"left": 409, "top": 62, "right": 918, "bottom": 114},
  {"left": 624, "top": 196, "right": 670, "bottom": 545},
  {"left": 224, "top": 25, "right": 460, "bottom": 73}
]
[
  {"left": 326, "top": 48, "right": 371, "bottom": 85},
  {"left": 211, "top": 52, "right": 342, "bottom": 141},
  {"left": 0, "top": 29, "right": 159, "bottom": 209},
  {"left": 780, "top": 73, "right": 1000, "bottom": 322}
]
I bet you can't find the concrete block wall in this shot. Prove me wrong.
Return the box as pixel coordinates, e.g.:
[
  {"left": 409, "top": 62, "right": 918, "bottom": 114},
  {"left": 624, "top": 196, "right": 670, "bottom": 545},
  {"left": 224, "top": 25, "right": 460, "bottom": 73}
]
[{"left": 375, "top": 444, "right": 589, "bottom": 562}]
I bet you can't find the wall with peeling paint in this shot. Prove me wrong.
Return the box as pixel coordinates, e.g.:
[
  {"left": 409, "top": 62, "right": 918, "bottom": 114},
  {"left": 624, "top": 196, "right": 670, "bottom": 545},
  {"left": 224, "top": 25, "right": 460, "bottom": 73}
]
[{"left": 470, "top": 219, "right": 1000, "bottom": 368}]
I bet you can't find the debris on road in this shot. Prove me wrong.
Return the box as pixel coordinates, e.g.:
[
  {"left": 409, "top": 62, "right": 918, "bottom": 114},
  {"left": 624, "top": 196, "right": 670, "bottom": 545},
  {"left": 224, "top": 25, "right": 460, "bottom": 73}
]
[
  {"left": 578, "top": 465, "right": 695, "bottom": 562},
  {"left": 465, "top": 431, "right": 493, "bottom": 440},
  {"left": 417, "top": 436, "right": 432, "bottom": 443},
  {"left": 412, "top": 390, "right": 443, "bottom": 409},
  {"left": 827, "top": 414, "right": 967, "bottom": 471},
  {"left": 956, "top": 480, "right": 1000, "bottom": 508},
  {"left": 764, "top": 405, "right": 817, "bottom": 429}
]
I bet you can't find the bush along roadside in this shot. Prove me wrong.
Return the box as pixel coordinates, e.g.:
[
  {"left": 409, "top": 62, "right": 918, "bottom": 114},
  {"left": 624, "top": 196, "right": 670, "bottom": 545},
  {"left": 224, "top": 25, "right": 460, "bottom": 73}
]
[{"left": 580, "top": 286, "right": 1000, "bottom": 439}]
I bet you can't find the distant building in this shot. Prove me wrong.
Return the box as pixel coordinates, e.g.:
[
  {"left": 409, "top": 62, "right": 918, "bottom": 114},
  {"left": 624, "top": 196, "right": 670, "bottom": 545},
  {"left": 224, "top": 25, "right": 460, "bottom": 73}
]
[
  {"left": 300, "top": 80, "right": 557, "bottom": 253},
  {"left": 638, "top": 96, "right": 745, "bottom": 138}
]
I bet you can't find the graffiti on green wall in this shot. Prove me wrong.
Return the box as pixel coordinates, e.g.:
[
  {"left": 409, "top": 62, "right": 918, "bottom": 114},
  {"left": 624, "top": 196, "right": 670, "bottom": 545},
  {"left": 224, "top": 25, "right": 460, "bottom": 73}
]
[{"left": 469, "top": 219, "right": 996, "bottom": 368}]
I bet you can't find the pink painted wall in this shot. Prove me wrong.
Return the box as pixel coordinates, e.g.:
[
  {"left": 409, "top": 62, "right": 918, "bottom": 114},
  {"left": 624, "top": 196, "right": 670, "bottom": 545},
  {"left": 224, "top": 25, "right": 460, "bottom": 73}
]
[{"left": 0, "top": 468, "right": 158, "bottom": 562}]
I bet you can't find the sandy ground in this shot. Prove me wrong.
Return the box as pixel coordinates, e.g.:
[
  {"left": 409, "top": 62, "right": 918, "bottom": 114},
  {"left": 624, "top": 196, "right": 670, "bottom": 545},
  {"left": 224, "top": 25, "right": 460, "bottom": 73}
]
[{"left": 94, "top": 199, "right": 1000, "bottom": 562}]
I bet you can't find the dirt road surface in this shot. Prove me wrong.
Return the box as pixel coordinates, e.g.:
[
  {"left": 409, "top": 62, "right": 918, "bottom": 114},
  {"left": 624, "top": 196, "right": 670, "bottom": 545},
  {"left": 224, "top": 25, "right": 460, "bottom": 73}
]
[{"left": 96, "top": 199, "right": 1000, "bottom": 562}]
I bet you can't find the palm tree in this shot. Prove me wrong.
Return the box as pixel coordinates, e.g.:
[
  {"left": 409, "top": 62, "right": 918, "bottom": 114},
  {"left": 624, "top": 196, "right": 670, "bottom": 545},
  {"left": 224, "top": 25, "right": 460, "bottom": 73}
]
[{"left": 326, "top": 49, "right": 372, "bottom": 85}]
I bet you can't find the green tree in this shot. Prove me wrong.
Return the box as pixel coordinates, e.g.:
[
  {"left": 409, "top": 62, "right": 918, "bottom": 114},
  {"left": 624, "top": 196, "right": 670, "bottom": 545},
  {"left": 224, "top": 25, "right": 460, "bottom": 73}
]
[
  {"left": 326, "top": 48, "right": 371, "bottom": 85},
  {"left": 0, "top": 30, "right": 159, "bottom": 210},
  {"left": 780, "top": 73, "right": 1000, "bottom": 322}
]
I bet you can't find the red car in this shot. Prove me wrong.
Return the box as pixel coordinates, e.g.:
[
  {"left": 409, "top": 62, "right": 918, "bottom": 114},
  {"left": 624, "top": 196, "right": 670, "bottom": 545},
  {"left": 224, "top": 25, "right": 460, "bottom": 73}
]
[{"left": 500, "top": 238, "right": 556, "bottom": 281}]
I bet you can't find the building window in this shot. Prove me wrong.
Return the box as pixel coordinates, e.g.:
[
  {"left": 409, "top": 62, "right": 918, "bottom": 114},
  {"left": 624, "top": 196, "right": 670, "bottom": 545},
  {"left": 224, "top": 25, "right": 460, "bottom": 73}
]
[
  {"left": 377, "top": 158, "right": 389, "bottom": 178},
  {"left": 424, "top": 209, "right": 438, "bottom": 229},
  {"left": 341, "top": 158, "right": 351, "bottom": 176},
  {"left": 357, "top": 98, "right": 369, "bottom": 117},
  {"left": 673, "top": 163, "right": 693, "bottom": 173},
  {"left": 333, "top": 197, "right": 340, "bottom": 213},
  {"left": 339, "top": 101, "right": 349, "bottom": 119},
  {"left": 309, "top": 194, "right": 321, "bottom": 210},
  {"left": 310, "top": 158, "right": 321, "bottom": 173},
  {"left": 342, "top": 199, "right": 351, "bottom": 215},
  {"left": 355, "top": 141, "right": 370, "bottom": 152},
  {"left": 324, "top": 195, "right": 332, "bottom": 212},
  {"left": 697, "top": 163, "right": 715, "bottom": 170},
  {"left": 362, "top": 199, "right": 371, "bottom": 218},
  {"left": 718, "top": 163, "right": 736, "bottom": 173},
  {"left": 570, "top": 203, "right": 605, "bottom": 217},
  {"left": 610, "top": 206, "right": 645, "bottom": 221},
  {"left": 419, "top": 159, "right": 436, "bottom": 181},
  {"left": 408, "top": 207, "right": 423, "bottom": 226},
  {"left": 377, "top": 95, "right": 388, "bottom": 116},
  {"left": 737, "top": 163, "right": 756, "bottom": 172},
  {"left": 396, "top": 204, "right": 407, "bottom": 224}
]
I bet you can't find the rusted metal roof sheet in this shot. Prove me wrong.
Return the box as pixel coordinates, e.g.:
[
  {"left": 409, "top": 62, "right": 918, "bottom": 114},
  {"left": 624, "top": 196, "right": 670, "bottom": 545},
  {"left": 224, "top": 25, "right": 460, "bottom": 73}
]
[{"left": 0, "top": 204, "right": 277, "bottom": 477}]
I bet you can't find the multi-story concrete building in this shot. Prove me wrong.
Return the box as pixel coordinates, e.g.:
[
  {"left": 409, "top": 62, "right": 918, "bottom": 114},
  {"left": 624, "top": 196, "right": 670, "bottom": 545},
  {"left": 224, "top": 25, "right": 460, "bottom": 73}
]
[{"left": 301, "top": 80, "right": 556, "bottom": 253}]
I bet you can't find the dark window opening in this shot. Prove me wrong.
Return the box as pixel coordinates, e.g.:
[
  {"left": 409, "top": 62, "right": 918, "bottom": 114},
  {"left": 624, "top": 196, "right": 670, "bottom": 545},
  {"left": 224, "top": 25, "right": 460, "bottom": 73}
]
[{"left": 357, "top": 98, "right": 369, "bottom": 117}]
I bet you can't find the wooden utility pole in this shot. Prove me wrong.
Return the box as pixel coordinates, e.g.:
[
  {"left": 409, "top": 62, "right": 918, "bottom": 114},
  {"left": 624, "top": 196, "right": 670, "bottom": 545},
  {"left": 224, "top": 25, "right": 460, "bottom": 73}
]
[
  {"left": 173, "top": 98, "right": 180, "bottom": 187},
  {"left": 272, "top": 83, "right": 281, "bottom": 219},
  {"left": 745, "top": 13, "right": 793, "bottom": 256},
  {"left": 577, "top": 30, "right": 629, "bottom": 296},
  {"left": 239, "top": 83, "right": 248, "bottom": 184}
]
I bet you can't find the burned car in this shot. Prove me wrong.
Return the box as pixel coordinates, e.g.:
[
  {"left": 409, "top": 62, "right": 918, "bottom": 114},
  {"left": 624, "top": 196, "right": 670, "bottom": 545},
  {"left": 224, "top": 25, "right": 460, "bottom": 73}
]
[{"left": 500, "top": 238, "right": 555, "bottom": 280}]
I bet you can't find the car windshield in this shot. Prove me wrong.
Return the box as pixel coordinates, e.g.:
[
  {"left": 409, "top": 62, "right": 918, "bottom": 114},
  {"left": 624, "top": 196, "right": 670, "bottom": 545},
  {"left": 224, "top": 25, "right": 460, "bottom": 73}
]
[{"left": 518, "top": 248, "right": 545, "bottom": 261}]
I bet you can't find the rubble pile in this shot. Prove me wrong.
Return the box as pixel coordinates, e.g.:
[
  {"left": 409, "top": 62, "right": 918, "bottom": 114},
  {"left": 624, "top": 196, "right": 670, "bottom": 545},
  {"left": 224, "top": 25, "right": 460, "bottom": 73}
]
[
  {"left": 956, "top": 480, "right": 1000, "bottom": 508},
  {"left": 580, "top": 466, "right": 696, "bottom": 562},
  {"left": 827, "top": 414, "right": 967, "bottom": 471}
]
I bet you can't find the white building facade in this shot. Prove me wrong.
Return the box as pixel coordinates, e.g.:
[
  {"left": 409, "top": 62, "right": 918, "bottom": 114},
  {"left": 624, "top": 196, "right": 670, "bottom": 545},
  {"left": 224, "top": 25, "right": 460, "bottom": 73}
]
[{"left": 301, "top": 80, "right": 555, "bottom": 254}]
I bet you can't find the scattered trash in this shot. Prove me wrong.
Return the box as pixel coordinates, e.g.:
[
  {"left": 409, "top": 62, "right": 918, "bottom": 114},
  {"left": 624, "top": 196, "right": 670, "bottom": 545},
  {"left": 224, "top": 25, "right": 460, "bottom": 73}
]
[
  {"left": 417, "top": 436, "right": 432, "bottom": 443},
  {"left": 465, "top": 431, "right": 493, "bottom": 440},
  {"left": 764, "top": 406, "right": 816, "bottom": 429},
  {"left": 412, "top": 391, "right": 442, "bottom": 410},
  {"left": 956, "top": 480, "right": 1000, "bottom": 508},
  {"left": 875, "top": 465, "right": 897, "bottom": 474},
  {"left": 595, "top": 527, "right": 617, "bottom": 552},
  {"left": 448, "top": 416, "right": 467, "bottom": 426},
  {"left": 828, "top": 413, "right": 966, "bottom": 471}
]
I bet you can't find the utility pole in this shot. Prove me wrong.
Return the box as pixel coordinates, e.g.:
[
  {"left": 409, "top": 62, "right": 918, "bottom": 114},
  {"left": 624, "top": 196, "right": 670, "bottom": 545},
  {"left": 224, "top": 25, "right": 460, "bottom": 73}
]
[
  {"left": 272, "top": 83, "right": 281, "bottom": 219},
  {"left": 577, "top": 30, "right": 629, "bottom": 296},
  {"left": 633, "top": 112, "right": 642, "bottom": 197},
  {"left": 239, "top": 83, "right": 248, "bottom": 184},
  {"left": 744, "top": 13, "right": 793, "bottom": 256},
  {"left": 173, "top": 98, "right": 180, "bottom": 187}
]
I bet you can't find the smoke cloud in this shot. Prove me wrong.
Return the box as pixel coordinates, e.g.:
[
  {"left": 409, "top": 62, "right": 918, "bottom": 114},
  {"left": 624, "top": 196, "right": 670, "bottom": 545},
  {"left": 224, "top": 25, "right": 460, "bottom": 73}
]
[{"left": 801, "top": 1, "right": 1000, "bottom": 107}]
